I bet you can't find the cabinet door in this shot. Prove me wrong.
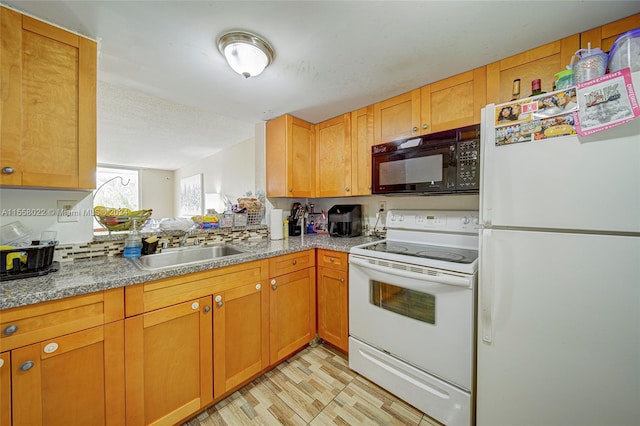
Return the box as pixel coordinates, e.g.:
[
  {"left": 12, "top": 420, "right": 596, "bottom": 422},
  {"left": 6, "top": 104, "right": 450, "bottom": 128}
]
[
  {"left": 269, "top": 268, "right": 316, "bottom": 364},
  {"left": 429, "top": 67, "right": 486, "bottom": 133},
  {"left": 0, "top": 352, "right": 10, "bottom": 426},
  {"left": 265, "top": 114, "right": 316, "bottom": 198},
  {"left": 316, "top": 114, "right": 352, "bottom": 197},
  {"left": 0, "top": 8, "right": 96, "bottom": 189},
  {"left": 350, "top": 105, "right": 374, "bottom": 196},
  {"left": 213, "top": 282, "right": 269, "bottom": 399},
  {"left": 11, "top": 322, "right": 124, "bottom": 426},
  {"left": 373, "top": 89, "right": 422, "bottom": 144},
  {"left": 317, "top": 266, "right": 349, "bottom": 353},
  {"left": 580, "top": 13, "right": 640, "bottom": 52},
  {"left": 486, "top": 35, "right": 579, "bottom": 104},
  {"left": 125, "top": 297, "right": 213, "bottom": 426}
]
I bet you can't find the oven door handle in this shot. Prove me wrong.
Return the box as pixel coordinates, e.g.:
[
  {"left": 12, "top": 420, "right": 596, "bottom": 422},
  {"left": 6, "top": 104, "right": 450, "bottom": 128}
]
[{"left": 349, "top": 256, "right": 472, "bottom": 288}]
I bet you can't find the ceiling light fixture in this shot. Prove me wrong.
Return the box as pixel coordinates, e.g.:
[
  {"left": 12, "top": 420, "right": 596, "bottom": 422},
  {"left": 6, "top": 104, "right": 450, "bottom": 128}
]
[{"left": 217, "top": 31, "right": 275, "bottom": 79}]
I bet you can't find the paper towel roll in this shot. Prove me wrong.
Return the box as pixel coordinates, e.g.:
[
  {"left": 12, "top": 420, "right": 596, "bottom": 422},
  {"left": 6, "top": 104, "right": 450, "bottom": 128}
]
[{"left": 270, "top": 209, "right": 284, "bottom": 240}]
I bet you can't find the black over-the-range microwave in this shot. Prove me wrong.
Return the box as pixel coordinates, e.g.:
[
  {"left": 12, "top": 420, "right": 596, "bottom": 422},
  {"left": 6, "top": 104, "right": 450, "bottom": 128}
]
[{"left": 371, "top": 125, "right": 480, "bottom": 195}]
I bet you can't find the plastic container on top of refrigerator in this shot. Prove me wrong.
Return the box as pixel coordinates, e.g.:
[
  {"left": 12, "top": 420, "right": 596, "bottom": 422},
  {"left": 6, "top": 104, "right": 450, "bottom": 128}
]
[{"left": 608, "top": 28, "right": 640, "bottom": 73}]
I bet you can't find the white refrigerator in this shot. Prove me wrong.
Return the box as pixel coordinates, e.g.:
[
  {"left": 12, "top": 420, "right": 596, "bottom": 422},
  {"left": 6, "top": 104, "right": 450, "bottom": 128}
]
[{"left": 477, "top": 72, "right": 640, "bottom": 426}]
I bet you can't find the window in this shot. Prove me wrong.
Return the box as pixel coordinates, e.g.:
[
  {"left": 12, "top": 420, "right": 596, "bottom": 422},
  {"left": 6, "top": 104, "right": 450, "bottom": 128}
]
[{"left": 93, "top": 166, "right": 140, "bottom": 211}]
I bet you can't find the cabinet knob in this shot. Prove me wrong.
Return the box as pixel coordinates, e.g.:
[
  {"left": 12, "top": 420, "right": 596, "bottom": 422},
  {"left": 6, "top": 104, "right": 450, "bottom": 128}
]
[
  {"left": 1, "top": 166, "right": 14, "bottom": 175},
  {"left": 43, "top": 343, "right": 59, "bottom": 354},
  {"left": 345, "top": 187, "right": 350, "bottom": 192},
  {"left": 340, "top": 278, "right": 345, "bottom": 283},
  {"left": 191, "top": 302, "right": 200, "bottom": 310},
  {"left": 20, "top": 361, "right": 35, "bottom": 372},
  {"left": 204, "top": 306, "right": 211, "bottom": 313},
  {"left": 422, "top": 123, "right": 428, "bottom": 130},
  {"left": 215, "top": 295, "right": 223, "bottom": 307},
  {"left": 329, "top": 257, "right": 335, "bottom": 263},
  {"left": 3, "top": 325, "right": 18, "bottom": 335},
  {"left": 412, "top": 127, "right": 418, "bottom": 132},
  {"left": 292, "top": 259, "right": 297, "bottom": 265},
  {"left": 0, "top": 359, "right": 3, "bottom": 368},
  {"left": 289, "top": 188, "right": 293, "bottom": 192},
  {"left": 271, "top": 279, "right": 277, "bottom": 290}
]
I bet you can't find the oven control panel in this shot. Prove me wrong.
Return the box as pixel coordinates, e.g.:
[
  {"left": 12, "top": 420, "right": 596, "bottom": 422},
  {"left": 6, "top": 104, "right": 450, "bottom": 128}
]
[{"left": 386, "top": 210, "right": 479, "bottom": 233}]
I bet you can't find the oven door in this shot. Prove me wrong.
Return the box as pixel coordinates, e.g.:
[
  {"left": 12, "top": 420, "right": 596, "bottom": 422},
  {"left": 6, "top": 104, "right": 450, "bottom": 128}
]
[
  {"left": 348, "top": 254, "right": 475, "bottom": 390},
  {"left": 372, "top": 142, "right": 456, "bottom": 194}
]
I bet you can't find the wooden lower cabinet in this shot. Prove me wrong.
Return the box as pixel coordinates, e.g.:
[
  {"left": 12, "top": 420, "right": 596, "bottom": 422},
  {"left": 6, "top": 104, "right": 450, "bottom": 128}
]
[
  {"left": 269, "top": 267, "right": 316, "bottom": 364},
  {"left": 213, "top": 281, "right": 269, "bottom": 399},
  {"left": 316, "top": 250, "right": 349, "bottom": 353},
  {"left": 0, "top": 352, "right": 11, "bottom": 426},
  {"left": 125, "top": 297, "right": 213, "bottom": 426},
  {"left": 10, "top": 321, "right": 125, "bottom": 426}
]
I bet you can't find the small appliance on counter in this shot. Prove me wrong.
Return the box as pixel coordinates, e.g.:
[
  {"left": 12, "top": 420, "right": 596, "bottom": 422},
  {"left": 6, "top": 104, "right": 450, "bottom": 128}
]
[{"left": 328, "top": 205, "right": 362, "bottom": 237}]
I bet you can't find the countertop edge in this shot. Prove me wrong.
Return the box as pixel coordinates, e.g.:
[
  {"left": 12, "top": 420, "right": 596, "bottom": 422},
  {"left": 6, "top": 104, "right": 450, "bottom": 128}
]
[{"left": 0, "top": 235, "right": 377, "bottom": 310}]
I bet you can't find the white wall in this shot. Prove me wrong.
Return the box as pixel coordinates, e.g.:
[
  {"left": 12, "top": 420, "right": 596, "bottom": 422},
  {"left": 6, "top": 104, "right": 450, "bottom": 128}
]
[
  {"left": 0, "top": 189, "right": 94, "bottom": 244},
  {"left": 174, "top": 137, "right": 258, "bottom": 216},
  {"left": 140, "top": 168, "right": 174, "bottom": 218}
]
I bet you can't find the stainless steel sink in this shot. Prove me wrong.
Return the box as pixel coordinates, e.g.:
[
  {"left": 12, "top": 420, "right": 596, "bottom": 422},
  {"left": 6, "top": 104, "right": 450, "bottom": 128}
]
[{"left": 129, "top": 245, "right": 245, "bottom": 270}]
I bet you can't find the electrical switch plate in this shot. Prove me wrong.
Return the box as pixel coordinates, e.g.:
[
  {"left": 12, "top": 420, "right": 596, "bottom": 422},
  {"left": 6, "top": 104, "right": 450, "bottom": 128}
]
[{"left": 57, "top": 200, "right": 78, "bottom": 223}]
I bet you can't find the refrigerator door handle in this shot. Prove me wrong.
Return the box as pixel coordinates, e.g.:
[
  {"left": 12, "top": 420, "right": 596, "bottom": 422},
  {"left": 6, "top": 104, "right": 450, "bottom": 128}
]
[{"left": 480, "top": 229, "right": 493, "bottom": 344}]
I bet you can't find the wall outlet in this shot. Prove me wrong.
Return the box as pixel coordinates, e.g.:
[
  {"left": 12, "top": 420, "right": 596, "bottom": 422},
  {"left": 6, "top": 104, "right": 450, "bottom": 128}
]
[
  {"left": 378, "top": 201, "right": 386, "bottom": 212},
  {"left": 57, "top": 200, "right": 78, "bottom": 223}
]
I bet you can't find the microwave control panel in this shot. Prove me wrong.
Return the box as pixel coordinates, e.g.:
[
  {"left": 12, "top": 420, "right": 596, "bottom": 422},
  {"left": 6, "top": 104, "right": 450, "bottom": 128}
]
[{"left": 457, "top": 140, "right": 480, "bottom": 190}]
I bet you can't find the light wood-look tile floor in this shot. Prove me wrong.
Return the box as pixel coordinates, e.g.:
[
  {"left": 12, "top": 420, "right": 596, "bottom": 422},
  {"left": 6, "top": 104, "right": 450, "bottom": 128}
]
[{"left": 183, "top": 343, "right": 444, "bottom": 426}]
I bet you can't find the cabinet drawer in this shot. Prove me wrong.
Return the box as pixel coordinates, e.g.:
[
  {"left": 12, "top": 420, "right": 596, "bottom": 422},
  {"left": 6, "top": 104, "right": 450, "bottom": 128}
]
[
  {"left": 317, "top": 249, "right": 348, "bottom": 272},
  {"left": 268, "top": 250, "right": 315, "bottom": 277},
  {"left": 125, "top": 260, "right": 268, "bottom": 316},
  {"left": 0, "top": 288, "right": 123, "bottom": 352}
]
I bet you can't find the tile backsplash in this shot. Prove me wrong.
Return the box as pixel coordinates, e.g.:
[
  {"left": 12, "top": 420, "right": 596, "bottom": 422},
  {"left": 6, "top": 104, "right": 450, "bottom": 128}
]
[{"left": 54, "top": 226, "right": 268, "bottom": 262}]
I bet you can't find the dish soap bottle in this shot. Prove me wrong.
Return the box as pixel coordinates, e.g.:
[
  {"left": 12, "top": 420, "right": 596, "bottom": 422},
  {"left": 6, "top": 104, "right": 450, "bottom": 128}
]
[{"left": 123, "top": 223, "right": 142, "bottom": 258}]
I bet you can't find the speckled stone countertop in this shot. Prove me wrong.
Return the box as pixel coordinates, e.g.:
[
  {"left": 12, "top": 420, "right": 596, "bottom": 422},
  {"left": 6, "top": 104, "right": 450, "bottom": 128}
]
[{"left": 0, "top": 234, "right": 378, "bottom": 310}]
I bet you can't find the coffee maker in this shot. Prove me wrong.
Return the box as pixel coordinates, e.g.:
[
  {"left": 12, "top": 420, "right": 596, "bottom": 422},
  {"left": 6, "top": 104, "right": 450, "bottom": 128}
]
[{"left": 328, "top": 205, "right": 362, "bottom": 237}]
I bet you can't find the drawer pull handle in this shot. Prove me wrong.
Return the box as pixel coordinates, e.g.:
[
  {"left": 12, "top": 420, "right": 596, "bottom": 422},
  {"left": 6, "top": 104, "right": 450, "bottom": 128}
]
[
  {"left": 20, "top": 361, "right": 35, "bottom": 372},
  {"left": 3, "top": 325, "right": 18, "bottom": 335},
  {"left": 329, "top": 257, "right": 335, "bottom": 263},
  {"left": 292, "top": 259, "right": 297, "bottom": 265},
  {"left": 43, "top": 343, "right": 59, "bottom": 354},
  {"left": 1, "top": 166, "right": 14, "bottom": 175},
  {"left": 215, "top": 295, "right": 223, "bottom": 307},
  {"left": 256, "top": 283, "right": 261, "bottom": 290}
]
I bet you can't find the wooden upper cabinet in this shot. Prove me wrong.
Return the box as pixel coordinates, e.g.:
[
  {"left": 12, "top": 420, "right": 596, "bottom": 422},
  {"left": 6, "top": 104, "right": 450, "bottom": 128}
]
[
  {"left": 316, "top": 113, "right": 352, "bottom": 197},
  {"left": 374, "top": 67, "right": 486, "bottom": 144},
  {"left": 266, "top": 114, "right": 316, "bottom": 198},
  {"left": 580, "top": 13, "right": 640, "bottom": 52},
  {"left": 373, "top": 89, "right": 422, "bottom": 144},
  {"left": 350, "top": 105, "right": 374, "bottom": 196},
  {"left": 486, "top": 35, "right": 579, "bottom": 105},
  {"left": 0, "top": 7, "right": 97, "bottom": 189},
  {"left": 429, "top": 67, "right": 486, "bottom": 133}
]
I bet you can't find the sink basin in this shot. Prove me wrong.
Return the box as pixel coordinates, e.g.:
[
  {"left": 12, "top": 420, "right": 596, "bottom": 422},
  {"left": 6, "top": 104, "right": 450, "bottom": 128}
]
[{"left": 129, "top": 245, "right": 245, "bottom": 270}]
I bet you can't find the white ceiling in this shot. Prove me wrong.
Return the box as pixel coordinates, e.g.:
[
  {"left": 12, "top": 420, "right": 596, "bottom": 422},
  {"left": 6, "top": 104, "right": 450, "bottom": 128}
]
[{"left": 4, "top": 1, "right": 640, "bottom": 170}]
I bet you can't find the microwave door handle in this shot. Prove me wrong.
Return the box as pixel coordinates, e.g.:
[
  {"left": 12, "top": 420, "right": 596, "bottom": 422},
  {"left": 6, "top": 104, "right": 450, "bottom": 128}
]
[{"left": 349, "top": 256, "right": 472, "bottom": 288}]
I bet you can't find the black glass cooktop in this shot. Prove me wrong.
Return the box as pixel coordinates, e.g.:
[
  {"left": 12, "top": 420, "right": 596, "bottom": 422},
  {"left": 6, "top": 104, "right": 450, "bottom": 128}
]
[{"left": 362, "top": 241, "right": 477, "bottom": 264}]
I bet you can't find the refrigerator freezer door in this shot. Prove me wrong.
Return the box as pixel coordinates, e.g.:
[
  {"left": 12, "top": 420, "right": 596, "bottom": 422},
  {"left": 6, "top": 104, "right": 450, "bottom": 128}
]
[
  {"left": 480, "top": 71, "right": 640, "bottom": 233},
  {"left": 477, "top": 229, "right": 640, "bottom": 426}
]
